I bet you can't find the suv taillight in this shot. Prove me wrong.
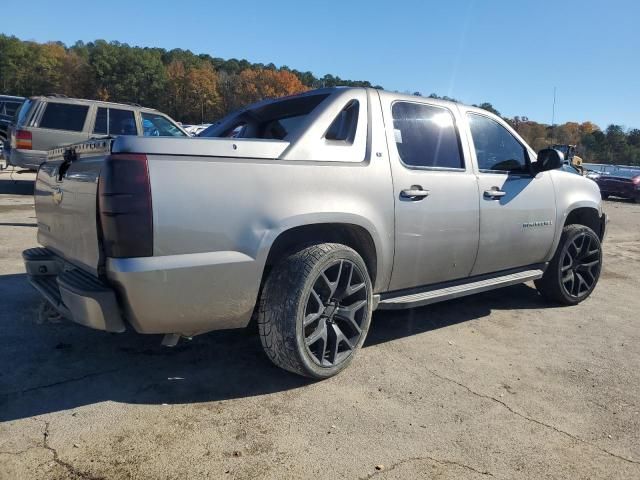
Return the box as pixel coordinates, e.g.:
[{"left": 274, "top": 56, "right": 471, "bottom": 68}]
[
  {"left": 98, "top": 153, "right": 153, "bottom": 258},
  {"left": 632, "top": 175, "right": 640, "bottom": 186},
  {"left": 16, "top": 130, "right": 32, "bottom": 150}
]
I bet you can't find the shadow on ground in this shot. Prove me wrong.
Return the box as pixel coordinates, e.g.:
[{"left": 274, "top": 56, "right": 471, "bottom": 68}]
[{"left": 0, "top": 272, "right": 553, "bottom": 422}]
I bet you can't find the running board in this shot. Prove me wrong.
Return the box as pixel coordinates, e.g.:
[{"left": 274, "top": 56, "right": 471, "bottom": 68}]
[{"left": 377, "top": 268, "right": 544, "bottom": 310}]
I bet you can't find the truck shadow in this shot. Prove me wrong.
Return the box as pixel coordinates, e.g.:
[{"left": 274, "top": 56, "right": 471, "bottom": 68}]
[
  {"left": 1, "top": 273, "right": 551, "bottom": 422},
  {"left": 0, "top": 178, "right": 35, "bottom": 195}
]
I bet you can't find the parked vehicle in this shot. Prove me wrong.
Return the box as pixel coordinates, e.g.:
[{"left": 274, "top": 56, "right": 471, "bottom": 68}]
[
  {"left": 0, "top": 95, "right": 25, "bottom": 157},
  {"left": 595, "top": 169, "right": 640, "bottom": 202},
  {"left": 24, "top": 88, "right": 607, "bottom": 378},
  {"left": 185, "top": 124, "right": 212, "bottom": 136},
  {"left": 560, "top": 163, "right": 581, "bottom": 175},
  {"left": 4, "top": 95, "right": 187, "bottom": 170}
]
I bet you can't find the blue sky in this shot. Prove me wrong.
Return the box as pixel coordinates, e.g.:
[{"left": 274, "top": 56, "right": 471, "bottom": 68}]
[{"left": 3, "top": 0, "right": 638, "bottom": 129}]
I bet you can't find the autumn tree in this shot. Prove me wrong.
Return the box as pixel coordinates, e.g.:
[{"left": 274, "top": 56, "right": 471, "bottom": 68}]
[
  {"left": 165, "top": 60, "right": 188, "bottom": 119},
  {"left": 232, "top": 68, "right": 308, "bottom": 107},
  {"left": 185, "top": 64, "right": 221, "bottom": 123}
]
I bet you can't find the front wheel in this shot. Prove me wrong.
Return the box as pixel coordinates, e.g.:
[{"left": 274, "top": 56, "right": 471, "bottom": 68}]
[
  {"left": 258, "top": 243, "right": 373, "bottom": 379},
  {"left": 535, "top": 225, "right": 602, "bottom": 305}
]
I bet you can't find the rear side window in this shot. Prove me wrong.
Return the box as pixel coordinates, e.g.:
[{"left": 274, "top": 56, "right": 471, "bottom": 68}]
[
  {"left": 325, "top": 101, "right": 359, "bottom": 143},
  {"left": 94, "top": 108, "right": 137, "bottom": 135},
  {"left": 392, "top": 102, "right": 463, "bottom": 169},
  {"left": 467, "top": 113, "right": 529, "bottom": 173},
  {"left": 39, "top": 103, "right": 89, "bottom": 131}
]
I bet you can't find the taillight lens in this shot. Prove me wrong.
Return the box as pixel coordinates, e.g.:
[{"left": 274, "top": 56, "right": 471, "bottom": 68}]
[
  {"left": 632, "top": 175, "right": 640, "bottom": 186},
  {"left": 98, "top": 153, "right": 153, "bottom": 258},
  {"left": 16, "top": 130, "right": 32, "bottom": 150}
]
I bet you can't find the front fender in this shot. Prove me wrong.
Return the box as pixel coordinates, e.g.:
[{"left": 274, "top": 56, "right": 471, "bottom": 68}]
[{"left": 545, "top": 171, "right": 604, "bottom": 260}]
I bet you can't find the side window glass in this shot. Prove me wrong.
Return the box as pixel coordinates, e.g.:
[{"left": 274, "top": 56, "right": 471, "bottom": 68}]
[
  {"left": 94, "top": 108, "right": 107, "bottom": 134},
  {"left": 141, "top": 113, "right": 186, "bottom": 137},
  {"left": 325, "top": 101, "right": 359, "bottom": 143},
  {"left": 94, "top": 108, "right": 136, "bottom": 135},
  {"left": 5, "top": 102, "right": 22, "bottom": 117},
  {"left": 108, "top": 109, "right": 137, "bottom": 135},
  {"left": 467, "top": 114, "right": 528, "bottom": 172},
  {"left": 392, "top": 102, "right": 463, "bottom": 169},
  {"left": 39, "top": 103, "right": 89, "bottom": 132}
]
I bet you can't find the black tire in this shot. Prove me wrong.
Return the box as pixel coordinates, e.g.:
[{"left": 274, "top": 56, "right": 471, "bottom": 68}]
[
  {"left": 601, "top": 193, "right": 609, "bottom": 200},
  {"left": 535, "top": 224, "right": 602, "bottom": 305},
  {"left": 258, "top": 243, "right": 373, "bottom": 379}
]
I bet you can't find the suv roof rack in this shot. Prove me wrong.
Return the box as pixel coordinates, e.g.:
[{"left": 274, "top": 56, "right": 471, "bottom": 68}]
[
  {"left": 124, "top": 102, "right": 142, "bottom": 107},
  {"left": 46, "top": 93, "right": 68, "bottom": 98}
]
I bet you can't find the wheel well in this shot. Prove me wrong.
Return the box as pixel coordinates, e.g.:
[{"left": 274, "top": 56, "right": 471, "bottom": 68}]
[
  {"left": 565, "top": 207, "right": 602, "bottom": 238},
  {"left": 264, "top": 223, "right": 378, "bottom": 285}
]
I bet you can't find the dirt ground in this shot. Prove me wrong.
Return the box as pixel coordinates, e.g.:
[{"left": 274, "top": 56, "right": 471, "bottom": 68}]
[{"left": 0, "top": 170, "right": 639, "bottom": 480}]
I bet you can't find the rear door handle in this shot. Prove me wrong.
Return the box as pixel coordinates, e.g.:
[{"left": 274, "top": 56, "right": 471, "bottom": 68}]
[
  {"left": 400, "top": 186, "right": 430, "bottom": 199},
  {"left": 484, "top": 188, "right": 506, "bottom": 199}
]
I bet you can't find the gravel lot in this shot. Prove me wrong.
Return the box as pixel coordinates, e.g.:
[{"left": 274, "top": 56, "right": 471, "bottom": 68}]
[{"left": 1, "top": 171, "right": 639, "bottom": 479}]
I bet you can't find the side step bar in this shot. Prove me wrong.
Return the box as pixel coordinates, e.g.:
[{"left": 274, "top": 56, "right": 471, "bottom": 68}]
[{"left": 377, "top": 268, "right": 545, "bottom": 310}]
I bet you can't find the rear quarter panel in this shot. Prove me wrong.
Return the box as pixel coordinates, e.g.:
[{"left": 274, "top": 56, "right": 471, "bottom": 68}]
[{"left": 111, "top": 90, "right": 395, "bottom": 336}]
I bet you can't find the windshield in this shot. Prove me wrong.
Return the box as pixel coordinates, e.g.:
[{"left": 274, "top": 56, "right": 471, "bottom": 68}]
[{"left": 199, "top": 93, "right": 329, "bottom": 140}]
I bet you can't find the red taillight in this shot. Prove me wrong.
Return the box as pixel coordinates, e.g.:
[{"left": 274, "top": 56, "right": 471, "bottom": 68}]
[
  {"left": 16, "top": 130, "right": 32, "bottom": 150},
  {"left": 98, "top": 153, "right": 153, "bottom": 258}
]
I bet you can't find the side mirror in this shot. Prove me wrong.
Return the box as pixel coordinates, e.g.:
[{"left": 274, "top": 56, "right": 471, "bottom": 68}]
[{"left": 534, "top": 148, "right": 564, "bottom": 173}]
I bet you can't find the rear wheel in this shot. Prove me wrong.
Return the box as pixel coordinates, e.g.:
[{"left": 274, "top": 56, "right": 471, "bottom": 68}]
[
  {"left": 535, "top": 225, "right": 602, "bottom": 305},
  {"left": 258, "top": 243, "right": 373, "bottom": 378}
]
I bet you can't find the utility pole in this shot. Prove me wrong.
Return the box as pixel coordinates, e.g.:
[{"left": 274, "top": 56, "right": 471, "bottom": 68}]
[{"left": 551, "top": 87, "right": 557, "bottom": 144}]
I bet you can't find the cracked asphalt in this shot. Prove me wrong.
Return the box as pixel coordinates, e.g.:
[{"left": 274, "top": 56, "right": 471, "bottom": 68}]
[{"left": 1, "top": 171, "right": 639, "bottom": 479}]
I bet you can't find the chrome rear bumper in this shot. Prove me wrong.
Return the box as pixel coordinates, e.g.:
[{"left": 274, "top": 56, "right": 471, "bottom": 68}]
[{"left": 23, "top": 248, "right": 125, "bottom": 333}]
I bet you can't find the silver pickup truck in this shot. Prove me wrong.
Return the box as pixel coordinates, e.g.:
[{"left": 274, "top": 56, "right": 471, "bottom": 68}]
[{"left": 24, "top": 87, "right": 607, "bottom": 378}]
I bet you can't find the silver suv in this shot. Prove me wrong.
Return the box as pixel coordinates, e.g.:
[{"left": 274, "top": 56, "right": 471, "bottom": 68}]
[
  {"left": 5, "top": 95, "right": 187, "bottom": 170},
  {"left": 24, "top": 88, "right": 607, "bottom": 379}
]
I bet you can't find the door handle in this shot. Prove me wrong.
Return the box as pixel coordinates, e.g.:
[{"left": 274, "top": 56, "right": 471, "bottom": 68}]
[
  {"left": 484, "top": 187, "right": 506, "bottom": 199},
  {"left": 400, "top": 186, "right": 430, "bottom": 199}
]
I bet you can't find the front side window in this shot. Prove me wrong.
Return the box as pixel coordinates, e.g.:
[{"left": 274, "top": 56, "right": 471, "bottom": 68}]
[
  {"left": 141, "top": 113, "right": 186, "bottom": 137},
  {"left": 94, "top": 108, "right": 137, "bottom": 135},
  {"left": 392, "top": 102, "right": 463, "bottom": 169},
  {"left": 467, "top": 113, "right": 528, "bottom": 173},
  {"left": 39, "top": 103, "right": 89, "bottom": 132}
]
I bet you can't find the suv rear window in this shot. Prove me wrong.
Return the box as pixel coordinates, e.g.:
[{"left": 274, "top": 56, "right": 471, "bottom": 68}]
[
  {"left": 16, "top": 99, "right": 33, "bottom": 126},
  {"left": 39, "top": 103, "right": 89, "bottom": 131}
]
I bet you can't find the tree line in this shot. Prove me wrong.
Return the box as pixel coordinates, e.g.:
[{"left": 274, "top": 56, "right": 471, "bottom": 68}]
[
  {"left": 0, "top": 35, "right": 377, "bottom": 124},
  {"left": 1, "top": 35, "right": 638, "bottom": 165}
]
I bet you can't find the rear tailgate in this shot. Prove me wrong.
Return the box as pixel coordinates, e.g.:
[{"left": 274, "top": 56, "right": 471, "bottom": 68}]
[{"left": 35, "top": 139, "right": 112, "bottom": 275}]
